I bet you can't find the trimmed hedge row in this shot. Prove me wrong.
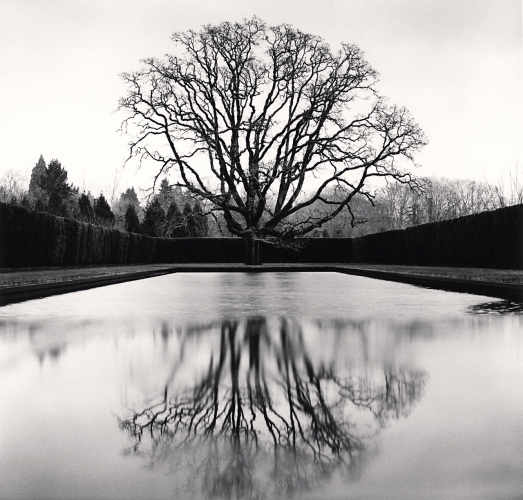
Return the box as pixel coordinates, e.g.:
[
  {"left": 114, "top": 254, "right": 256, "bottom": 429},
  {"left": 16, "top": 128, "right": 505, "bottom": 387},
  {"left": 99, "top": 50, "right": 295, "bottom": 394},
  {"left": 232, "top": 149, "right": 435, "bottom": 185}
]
[
  {"left": 0, "top": 203, "right": 353, "bottom": 266},
  {"left": 352, "top": 204, "right": 523, "bottom": 269},
  {"left": 263, "top": 238, "right": 352, "bottom": 263},
  {"left": 1, "top": 202, "right": 521, "bottom": 268},
  {"left": 0, "top": 203, "right": 158, "bottom": 267},
  {"left": 155, "top": 237, "right": 243, "bottom": 264}
]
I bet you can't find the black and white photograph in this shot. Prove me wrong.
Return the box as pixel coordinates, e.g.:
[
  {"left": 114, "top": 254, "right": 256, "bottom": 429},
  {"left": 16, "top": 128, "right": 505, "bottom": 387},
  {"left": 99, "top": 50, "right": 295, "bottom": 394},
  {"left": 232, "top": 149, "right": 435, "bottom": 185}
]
[{"left": 0, "top": 1, "right": 522, "bottom": 499}]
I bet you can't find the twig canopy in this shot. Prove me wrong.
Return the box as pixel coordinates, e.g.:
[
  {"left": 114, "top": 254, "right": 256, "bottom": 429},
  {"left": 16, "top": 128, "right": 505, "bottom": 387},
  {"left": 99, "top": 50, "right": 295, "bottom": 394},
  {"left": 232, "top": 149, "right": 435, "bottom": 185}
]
[{"left": 119, "top": 17, "right": 427, "bottom": 256}]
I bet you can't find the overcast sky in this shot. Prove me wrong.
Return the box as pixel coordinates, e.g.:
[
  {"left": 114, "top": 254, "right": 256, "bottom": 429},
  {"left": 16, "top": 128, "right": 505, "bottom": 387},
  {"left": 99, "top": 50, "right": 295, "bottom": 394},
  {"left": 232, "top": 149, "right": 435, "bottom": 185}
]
[{"left": 0, "top": 0, "right": 521, "bottom": 199}]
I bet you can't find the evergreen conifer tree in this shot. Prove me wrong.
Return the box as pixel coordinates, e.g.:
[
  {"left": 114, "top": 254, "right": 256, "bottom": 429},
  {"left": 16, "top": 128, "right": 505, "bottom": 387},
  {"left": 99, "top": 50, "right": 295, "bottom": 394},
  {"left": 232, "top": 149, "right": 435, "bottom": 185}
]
[
  {"left": 43, "top": 159, "right": 73, "bottom": 216},
  {"left": 125, "top": 204, "right": 142, "bottom": 233},
  {"left": 157, "top": 178, "right": 173, "bottom": 212},
  {"left": 78, "top": 193, "right": 94, "bottom": 222},
  {"left": 112, "top": 187, "right": 142, "bottom": 230},
  {"left": 120, "top": 187, "right": 140, "bottom": 208},
  {"left": 165, "top": 201, "right": 185, "bottom": 237},
  {"left": 43, "top": 159, "right": 70, "bottom": 195},
  {"left": 142, "top": 198, "right": 166, "bottom": 236},
  {"left": 94, "top": 194, "right": 115, "bottom": 225},
  {"left": 28, "top": 155, "right": 47, "bottom": 196}
]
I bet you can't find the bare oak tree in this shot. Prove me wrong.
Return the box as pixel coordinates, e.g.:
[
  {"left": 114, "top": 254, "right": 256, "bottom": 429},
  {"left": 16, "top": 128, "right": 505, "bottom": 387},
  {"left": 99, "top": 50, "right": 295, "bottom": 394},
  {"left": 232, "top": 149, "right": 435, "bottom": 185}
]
[{"left": 119, "top": 17, "right": 427, "bottom": 264}]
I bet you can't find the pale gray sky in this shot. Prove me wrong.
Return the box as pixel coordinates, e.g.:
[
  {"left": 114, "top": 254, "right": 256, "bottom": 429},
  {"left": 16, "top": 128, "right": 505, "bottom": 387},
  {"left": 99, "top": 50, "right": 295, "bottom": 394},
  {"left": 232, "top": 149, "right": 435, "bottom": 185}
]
[{"left": 0, "top": 0, "right": 521, "bottom": 197}]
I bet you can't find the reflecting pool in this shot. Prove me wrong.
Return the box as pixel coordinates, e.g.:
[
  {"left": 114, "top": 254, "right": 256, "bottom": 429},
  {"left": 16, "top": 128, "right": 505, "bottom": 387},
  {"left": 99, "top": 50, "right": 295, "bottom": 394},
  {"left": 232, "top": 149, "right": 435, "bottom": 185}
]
[{"left": 1, "top": 273, "right": 522, "bottom": 499}]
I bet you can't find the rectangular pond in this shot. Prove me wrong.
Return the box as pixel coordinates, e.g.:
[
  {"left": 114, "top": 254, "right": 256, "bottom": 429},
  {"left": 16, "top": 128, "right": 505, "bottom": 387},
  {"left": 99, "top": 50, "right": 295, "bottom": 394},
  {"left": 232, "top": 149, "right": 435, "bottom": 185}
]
[{"left": 1, "top": 272, "right": 522, "bottom": 499}]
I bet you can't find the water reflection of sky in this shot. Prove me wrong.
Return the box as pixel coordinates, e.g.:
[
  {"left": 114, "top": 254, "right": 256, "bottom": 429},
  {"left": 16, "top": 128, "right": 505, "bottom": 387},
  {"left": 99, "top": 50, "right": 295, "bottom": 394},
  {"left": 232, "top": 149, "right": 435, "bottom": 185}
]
[
  {"left": 0, "top": 272, "right": 509, "bottom": 322},
  {"left": 0, "top": 273, "right": 522, "bottom": 499}
]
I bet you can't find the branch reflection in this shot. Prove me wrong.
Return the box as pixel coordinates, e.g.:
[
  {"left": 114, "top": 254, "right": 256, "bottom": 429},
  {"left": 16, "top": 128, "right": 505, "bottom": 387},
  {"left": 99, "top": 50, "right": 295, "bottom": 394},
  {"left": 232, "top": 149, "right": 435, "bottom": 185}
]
[{"left": 119, "top": 317, "right": 426, "bottom": 499}]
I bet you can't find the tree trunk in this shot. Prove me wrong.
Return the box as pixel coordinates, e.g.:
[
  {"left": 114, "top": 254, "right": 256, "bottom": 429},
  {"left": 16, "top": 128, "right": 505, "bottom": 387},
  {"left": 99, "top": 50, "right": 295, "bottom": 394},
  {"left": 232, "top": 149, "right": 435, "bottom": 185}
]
[{"left": 243, "top": 235, "right": 262, "bottom": 265}]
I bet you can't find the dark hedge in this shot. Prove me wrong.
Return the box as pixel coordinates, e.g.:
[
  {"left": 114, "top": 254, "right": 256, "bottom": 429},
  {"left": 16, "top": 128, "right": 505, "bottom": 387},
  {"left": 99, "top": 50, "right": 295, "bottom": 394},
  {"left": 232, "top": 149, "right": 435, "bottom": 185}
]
[
  {"left": 0, "top": 204, "right": 156, "bottom": 267},
  {"left": 0, "top": 202, "right": 521, "bottom": 268},
  {"left": 352, "top": 204, "right": 523, "bottom": 269},
  {"left": 262, "top": 238, "right": 353, "bottom": 264}
]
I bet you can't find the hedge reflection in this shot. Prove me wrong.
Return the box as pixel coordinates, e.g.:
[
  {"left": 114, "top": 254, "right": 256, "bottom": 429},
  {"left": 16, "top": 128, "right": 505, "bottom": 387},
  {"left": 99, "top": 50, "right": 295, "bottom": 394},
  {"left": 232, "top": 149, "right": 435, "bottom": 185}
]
[
  {"left": 468, "top": 300, "right": 523, "bottom": 315},
  {"left": 119, "top": 318, "right": 426, "bottom": 499}
]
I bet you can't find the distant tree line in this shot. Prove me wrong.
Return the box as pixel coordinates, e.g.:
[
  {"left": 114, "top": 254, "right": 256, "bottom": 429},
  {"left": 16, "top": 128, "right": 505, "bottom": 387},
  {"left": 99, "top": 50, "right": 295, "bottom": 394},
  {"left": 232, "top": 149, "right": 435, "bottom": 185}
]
[
  {"left": 1, "top": 156, "right": 210, "bottom": 238},
  {"left": 1, "top": 155, "right": 521, "bottom": 239},
  {"left": 304, "top": 174, "right": 523, "bottom": 237}
]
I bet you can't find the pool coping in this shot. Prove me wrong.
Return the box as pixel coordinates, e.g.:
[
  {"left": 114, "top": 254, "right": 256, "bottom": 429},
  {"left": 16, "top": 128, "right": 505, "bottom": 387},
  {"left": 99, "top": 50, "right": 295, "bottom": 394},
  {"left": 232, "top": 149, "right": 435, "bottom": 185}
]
[{"left": 0, "top": 264, "right": 522, "bottom": 306}]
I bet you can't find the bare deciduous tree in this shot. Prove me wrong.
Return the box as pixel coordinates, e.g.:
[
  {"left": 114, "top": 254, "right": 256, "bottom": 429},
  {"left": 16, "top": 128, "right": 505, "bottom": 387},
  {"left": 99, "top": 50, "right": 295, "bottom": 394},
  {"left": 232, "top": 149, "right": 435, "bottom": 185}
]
[
  {"left": 0, "top": 169, "right": 26, "bottom": 203},
  {"left": 119, "top": 17, "right": 427, "bottom": 263},
  {"left": 319, "top": 176, "right": 508, "bottom": 236},
  {"left": 488, "top": 164, "right": 523, "bottom": 208}
]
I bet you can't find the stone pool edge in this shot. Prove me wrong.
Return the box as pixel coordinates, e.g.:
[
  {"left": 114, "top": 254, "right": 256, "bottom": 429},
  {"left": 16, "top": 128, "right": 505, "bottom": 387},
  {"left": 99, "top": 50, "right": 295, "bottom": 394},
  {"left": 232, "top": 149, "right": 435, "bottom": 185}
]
[
  {"left": 0, "top": 264, "right": 521, "bottom": 306},
  {"left": 335, "top": 267, "right": 522, "bottom": 302}
]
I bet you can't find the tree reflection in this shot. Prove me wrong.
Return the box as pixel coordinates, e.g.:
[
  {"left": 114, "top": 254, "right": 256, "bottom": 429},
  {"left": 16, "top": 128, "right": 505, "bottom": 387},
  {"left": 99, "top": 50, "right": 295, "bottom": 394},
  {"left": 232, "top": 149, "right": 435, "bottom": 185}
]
[{"left": 119, "top": 317, "right": 426, "bottom": 499}]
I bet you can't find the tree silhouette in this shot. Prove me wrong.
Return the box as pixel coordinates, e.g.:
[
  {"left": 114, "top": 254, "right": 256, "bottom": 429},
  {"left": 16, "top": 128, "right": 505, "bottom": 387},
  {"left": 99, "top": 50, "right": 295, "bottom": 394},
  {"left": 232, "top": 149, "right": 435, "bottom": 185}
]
[
  {"left": 119, "top": 317, "right": 426, "bottom": 499},
  {"left": 157, "top": 178, "right": 174, "bottom": 212},
  {"left": 28, "top": 155, "right": 47, "bottom": 197},
  {"left": 78, "top": 193, "right": 94, "bottom": 222},
  {"left": 119, "top": 18, "right": 427, "bottom": 264},
  {"left": 28, "top": 158, "right": 76, "bottom": 216},
  {"left": 142, "top": 198, "right": 166, "bottom": 236},
  {"left": 124, "top": 204, "right": 142, "bottom": 233},
  {"left": 164, "top": 200, "right": 186, "bottom": 237},
  {"left": 94, "top": 194, "right": 115, "bottom": 226}
]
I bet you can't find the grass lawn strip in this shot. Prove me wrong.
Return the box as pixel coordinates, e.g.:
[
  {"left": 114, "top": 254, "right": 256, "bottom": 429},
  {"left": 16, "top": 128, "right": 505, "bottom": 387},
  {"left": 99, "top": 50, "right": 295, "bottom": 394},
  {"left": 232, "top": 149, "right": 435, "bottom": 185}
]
[
  {"left": 0, "top": 263, "right": 522, "bottom": 287},
  {"left": 340, "top": 264, "right": 523, "bottom": 284},
  {"left": 0, "top": 264, "right": 176, "bottom": 287}
]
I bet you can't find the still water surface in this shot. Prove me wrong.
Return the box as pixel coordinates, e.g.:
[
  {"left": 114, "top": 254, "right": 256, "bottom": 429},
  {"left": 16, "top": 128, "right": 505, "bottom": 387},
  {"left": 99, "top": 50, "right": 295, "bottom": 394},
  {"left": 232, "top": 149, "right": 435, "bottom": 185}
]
[{"left": 1, "top": 272, "right": 522, "bottom": 499}]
